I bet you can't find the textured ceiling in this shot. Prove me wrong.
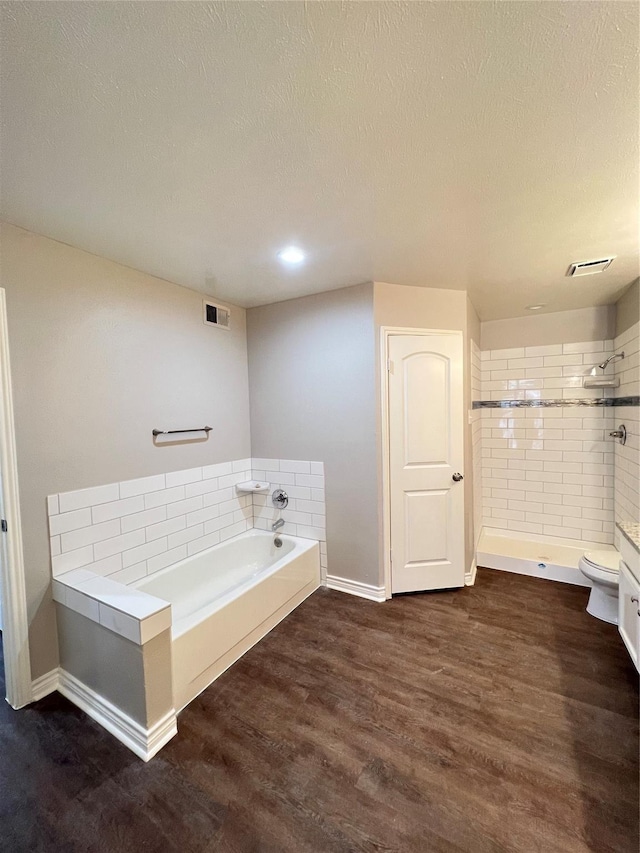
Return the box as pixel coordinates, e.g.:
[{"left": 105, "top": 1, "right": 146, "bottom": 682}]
[{"left": 1, "top": 1, "right": 638, "bottom": 319}]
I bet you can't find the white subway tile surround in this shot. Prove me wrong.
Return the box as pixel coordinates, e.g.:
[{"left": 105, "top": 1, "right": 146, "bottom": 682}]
[
  {"left": 614, "top": 321, "right": 640, "bottom": 534},
  {"left": 480, "top": 341, "right": 616, "bottom": 545},
  {"left": 48, "top": 458, "right": 327, "bottom": 585}
]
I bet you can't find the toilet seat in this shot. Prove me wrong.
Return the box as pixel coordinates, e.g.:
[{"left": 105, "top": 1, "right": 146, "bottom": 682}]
[{"left": 582, "top": 550, "right": 620, "bottom": 574}]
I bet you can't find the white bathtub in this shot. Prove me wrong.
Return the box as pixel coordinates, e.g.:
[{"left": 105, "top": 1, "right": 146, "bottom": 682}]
[{"left": 135, "top": 530, "right": 320, "bottom": 710}]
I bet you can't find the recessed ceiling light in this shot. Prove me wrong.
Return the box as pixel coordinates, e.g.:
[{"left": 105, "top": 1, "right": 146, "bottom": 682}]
[
  {"left": 526, "top": 304, "right": 546, "bottom": 311},
  {"left": 277, "top": 246, "right": 305, "bottom": 265}
]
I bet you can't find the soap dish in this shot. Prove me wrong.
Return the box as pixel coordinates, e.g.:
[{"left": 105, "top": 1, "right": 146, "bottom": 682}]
[{"left": 236, "top": 481, "right": 270, "bottom": 494}]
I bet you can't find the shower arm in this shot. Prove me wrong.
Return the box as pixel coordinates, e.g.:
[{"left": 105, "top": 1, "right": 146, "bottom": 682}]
[{"left": 598, "top": 352, "right": 625, "bottom": 371}]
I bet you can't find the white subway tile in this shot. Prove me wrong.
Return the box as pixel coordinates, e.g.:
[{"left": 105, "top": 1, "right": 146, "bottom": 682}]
[
  {"left": 202, "top": 461, "right": 233, "bottom": 479},
  {"left": 490, "top": 347, "right": 525, "bottom": 360},
  {"left": 56, "top": 568, "right": 96, "bottom": 586},
  {"left": 187, "top": 531, "right": 221, "bottom": 556},
  {"left": 47, "top": 495, "right": 59, "bottom": 516},
  {"left": 65, "top": 587, "right": 100, "bottom": 621},
  {"left": 295, "top": 524, "right": 325, "bottom": 540},
  {"left": 251, "top": 458, "right": 281, "bottom": 472},
  {"left": 524, "top": 344, "right": 563, "bottom": 357},
  {"left": 145, "top": 516, "right": 186, "bottom": 542},
  {"left": 165, "top": 467, "right": 202, "bottom": 488},
  {"left": 168, "top": 524, "right": 205, "bottom": 549},
  {"left": 91, "top": 496, "right": 145, "bottom": 524},
  {"left": 166, "top": 496, "right": 203, "bottom": 518},
  {"left": 186, "top": 505, "right": 220, "bottom": 527},
  {"left": 218, "top": 471, "right": 248, "bottom": 489},
  {"left": 61, "top": 519, "right": 121, "bottom": 553},
  {"left": 118, "top": 474, "right": 166, "bottom": 499},
  {"left": 94, "top": 529, "right": 145, "bottom": 561},
  {"left": 85, "top": 553, "right": 123, "bottom": 577},
  {"left": 220, "top": 520, "right": 249, "bottom": 541},
  {"left": 144, "top": 486, "right": 186, "bottom": 509},
  {"left": 508, "top": 357, "right": 543, "bottom": 370},
  {"left": 52, "top": 545, "right": 95, "bottom": 575},
  {"left": 98, "top": 605, "right": 139, "bottom": 643},
  {"left": 121, "top": 505, "right": 167, "bottom": 533},
  {"left": 147, "top": 545, "right": 187, "bottom": 574},
  {"left": 49, "top": 508, "right": 92, "bottom": 536},
  {"left": 58, "top": 483, "right": 120, "bottom": 513},
  {"left": 295, "top": 474, "right": 324, "bottom": 488},
  {"left": 543, "top": 355, "right": 583, "bottom": 367},
  {"left": 122, "top": 537, "right": 167, "bottom": 569},
  {"left": 110, "top": 563, "right": 148, "bottom": 585},
  {"left": 203, "top": 488, "right": 233, "bottom": 506},
  {"left": 543, "top": 524, "right": 583, "bottom": 539},
  {"left": 185, "top": 479, "right": 219, "bottom": 498}
]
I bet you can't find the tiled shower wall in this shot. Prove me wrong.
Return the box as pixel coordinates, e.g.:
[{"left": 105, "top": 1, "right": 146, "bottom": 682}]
[
  {"left": 479, "top": 340, "right": 616, "bottom": 544},
  {"left": 614, "top": 320, "right": 640, "bottom": 532},
  {"left": 48, "top": 458, "right": 327, "bottom": 586}
]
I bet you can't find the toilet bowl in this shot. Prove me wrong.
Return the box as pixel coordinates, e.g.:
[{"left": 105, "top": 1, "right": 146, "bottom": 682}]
[{"left": 578, "top": 550, "right": 621, "bottom": 624}]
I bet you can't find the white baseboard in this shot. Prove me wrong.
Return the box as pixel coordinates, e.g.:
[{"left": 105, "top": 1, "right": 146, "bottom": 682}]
[
  {"left": 31, "top": 668, "right": 60, "bottom": 702},
  {"left": 326, "top": 574, "right": 386, "bottom": 602},
  {"left": 56, "top": 669, "right": 177, "bottom": 761},
  {"left": 465, "top": 559, "right": 477, "bottom": 587}
]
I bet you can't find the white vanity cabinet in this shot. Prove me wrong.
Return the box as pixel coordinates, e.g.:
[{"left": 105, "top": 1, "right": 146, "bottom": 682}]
[
  {"left": 618, "top": 561, "right": 640, "bottom": 671},
  {"left": 618, "top": 530, "right": 640, "bottom": 673}
]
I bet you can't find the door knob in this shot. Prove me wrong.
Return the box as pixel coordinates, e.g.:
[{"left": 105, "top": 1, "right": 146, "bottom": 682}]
[{"left": 452, "top": 473, "right": 464, "bottom": 482}]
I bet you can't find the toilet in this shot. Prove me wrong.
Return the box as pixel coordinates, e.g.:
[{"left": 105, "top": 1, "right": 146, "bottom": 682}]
[{"left": 578, "top": 550, "right": 621, "bottom": 624}]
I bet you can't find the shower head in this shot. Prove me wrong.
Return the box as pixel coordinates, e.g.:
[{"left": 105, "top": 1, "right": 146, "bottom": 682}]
[{"left": 598, "top": 351, "right": 625, "bottom": 370}]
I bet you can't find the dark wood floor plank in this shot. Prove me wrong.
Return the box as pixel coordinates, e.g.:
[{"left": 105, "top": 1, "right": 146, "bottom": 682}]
[{"left": 0, "top": 568, "right": 637, "bottom": 852}]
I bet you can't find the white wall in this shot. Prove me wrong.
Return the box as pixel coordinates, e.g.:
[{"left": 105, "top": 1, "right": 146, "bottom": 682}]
[
  {"left": 247, "top": 284, "right": 379, "bottom": 587},
  {"left": 1, "top": 222, "right": 251, "bottom": 679},
  {"left": 615, "top": 279, "right": 640, "bottom": 336}
]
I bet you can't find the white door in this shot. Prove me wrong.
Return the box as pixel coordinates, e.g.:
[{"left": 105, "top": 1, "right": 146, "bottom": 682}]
[{"left": 388, "top": 333, "right": 465, "bottom": 594}]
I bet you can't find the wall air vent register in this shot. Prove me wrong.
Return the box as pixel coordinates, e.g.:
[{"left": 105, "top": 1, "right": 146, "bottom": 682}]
[{"left": 203, "top": 300, "right": 231, "bottom": 329}]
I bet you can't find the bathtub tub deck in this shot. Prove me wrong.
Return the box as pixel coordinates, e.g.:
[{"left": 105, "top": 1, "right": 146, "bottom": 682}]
[{"left": 136, "top": 530, "right": 320, "bottom": 710}]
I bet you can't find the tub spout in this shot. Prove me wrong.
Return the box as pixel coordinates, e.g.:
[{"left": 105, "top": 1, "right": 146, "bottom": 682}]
[{"left": 272, "top": 518, "right": 285, "bottom": 532}]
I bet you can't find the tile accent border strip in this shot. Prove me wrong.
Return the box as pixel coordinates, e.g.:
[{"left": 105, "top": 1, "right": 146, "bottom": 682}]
[{"left": 473, "top": 397, "right": 639, "bottom": 409}]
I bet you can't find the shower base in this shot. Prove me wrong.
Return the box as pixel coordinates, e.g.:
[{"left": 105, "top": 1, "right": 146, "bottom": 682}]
[{"left": 477, "top": 527, "right": 617, "bottom": 587}]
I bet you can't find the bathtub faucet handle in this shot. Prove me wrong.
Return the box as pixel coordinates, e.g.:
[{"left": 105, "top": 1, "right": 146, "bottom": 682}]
[
  {"left": 272, "top": 518, "right": 285, "bottom": 532},
  {"left": 272, "top": 489, "right": 289, "bottom": 509}
]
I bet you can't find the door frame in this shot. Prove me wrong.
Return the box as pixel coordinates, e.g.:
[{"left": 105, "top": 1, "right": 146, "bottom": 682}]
[
  {"left": 380, "top": 327, "right": 464, "bottom": 600},
  {"left": 0, "top": 288, "right": 32, "bottom": 708}
]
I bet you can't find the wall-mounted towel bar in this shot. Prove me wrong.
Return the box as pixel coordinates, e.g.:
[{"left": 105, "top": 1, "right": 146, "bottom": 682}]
[{"left": 152, "top": 426, "right": 212, "bottom": 437}]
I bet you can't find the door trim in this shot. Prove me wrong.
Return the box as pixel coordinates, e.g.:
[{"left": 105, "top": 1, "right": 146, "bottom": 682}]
[
  {"left": 380, "top": 327, "right": 463, "bottom": 600},
  {"left": 0, "top": 288, "right": 32, "bottom": 708}
]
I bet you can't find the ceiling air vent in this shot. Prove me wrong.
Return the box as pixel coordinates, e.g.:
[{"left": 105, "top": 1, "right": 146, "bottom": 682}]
[
  {"left": 203, "top": 300, "right": 231, "bottom": 330},
  {"left": 566, "top": 257, "right": 615, "bottom": 277}
]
